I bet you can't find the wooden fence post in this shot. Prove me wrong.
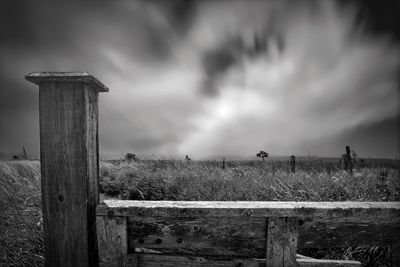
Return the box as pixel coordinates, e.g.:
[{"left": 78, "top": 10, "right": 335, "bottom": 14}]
[
  {"left": 266, "top": 217, "right": 298, "bottom": 266},
  {"left": 342, "top": 146, "right": 353, "bottom": 175},
  {"left": 25, "top": 72, "right": 108, "bottom": 267},
  {"left": 290, "top": 155, "right": 296, "bottom": 173},
  {"left": 392, "top": 244, "right": 400, "bottom": 266},
  {"left": 97, "top": 216, "right": 128, "bottom": 267}
]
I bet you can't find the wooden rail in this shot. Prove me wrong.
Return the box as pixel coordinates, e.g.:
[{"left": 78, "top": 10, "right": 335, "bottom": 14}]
[
  {"left": 27, "top": 72, "right": 400, "bottom": 266},
  {"left": 97, "top": 200, "right": 400, "bottom": 266}
]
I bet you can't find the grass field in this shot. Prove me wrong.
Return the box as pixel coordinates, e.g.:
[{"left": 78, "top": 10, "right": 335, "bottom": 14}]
[
  {"left": 1, "top": 159, "right": 399, "bottom": 266},
  {"left": 0, "top": 161, "right": 42, "bottom": 266}
]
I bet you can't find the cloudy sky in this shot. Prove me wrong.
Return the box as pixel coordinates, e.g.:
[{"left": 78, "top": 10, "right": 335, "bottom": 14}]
[{"left": 0, "top": 0, "right": 399, "bottom": 159}]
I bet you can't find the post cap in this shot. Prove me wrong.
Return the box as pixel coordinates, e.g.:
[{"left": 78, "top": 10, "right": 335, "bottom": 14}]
[{"left": 25, "top": 71, "right": 109, "bottom": 92}]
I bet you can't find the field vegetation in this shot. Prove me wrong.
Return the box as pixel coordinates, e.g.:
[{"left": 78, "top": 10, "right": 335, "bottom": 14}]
[
  {"left": 1, "top": 158, "right": 399, "bottom": 266},
  {"left": 0, "top": 161, "right": 42, "bottom": 266}
]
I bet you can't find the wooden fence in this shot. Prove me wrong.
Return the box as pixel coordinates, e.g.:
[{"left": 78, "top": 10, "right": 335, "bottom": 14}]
[{"left": 26, "top": 72, "right": 400, "bottom": 267}]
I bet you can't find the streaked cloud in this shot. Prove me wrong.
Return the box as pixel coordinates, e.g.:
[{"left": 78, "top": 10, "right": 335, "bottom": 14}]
[{"left": 0, "top": 0, "right": 398, "bottom": 158}]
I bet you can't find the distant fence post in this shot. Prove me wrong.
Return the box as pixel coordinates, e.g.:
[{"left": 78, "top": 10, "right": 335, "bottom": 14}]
[
  {"left": 26, "top": 72, "right": 108, "bottom": 267},
  {"left": 342, "top": 146, "right": 353, "bottom": 175},
  {"left": 290, "top": 155, "right": 296, "bottom": 173}
]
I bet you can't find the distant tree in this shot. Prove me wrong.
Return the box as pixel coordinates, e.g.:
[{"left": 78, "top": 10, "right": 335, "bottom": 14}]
[
  {"left": 125, "top": 153, "right": 136, "bottom": 161},
  {"left": 185, "top": 155, "right": 191, "bottom": 163},
  {"left": 256, "top": 151, "right": 268, "bottom": 160}
]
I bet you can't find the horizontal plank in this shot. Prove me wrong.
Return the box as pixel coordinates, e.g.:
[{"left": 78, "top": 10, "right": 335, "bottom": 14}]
[
  {"left": 297, "top": 259, "right": 362, "bottom": 266},
  {"left": 128, "top": 216, "right": 267, "bottom": 258},
  {"left": 299, "top": 214, "right": 400, "bottom": 248},
  {"left": 124, "top": 254, "right": 361, "bottom": 267},
  {"left": 121, "top": 216, "right": 399, "bottom": 255},
  {"left": 97, "top": 200, "right": 400, "bottom": 218},
  {"left": 127, "top": 254, "right": 263, "bottom": 267},
  {"left": 97, "top": 201, "right": 400, "bottom": 252}
]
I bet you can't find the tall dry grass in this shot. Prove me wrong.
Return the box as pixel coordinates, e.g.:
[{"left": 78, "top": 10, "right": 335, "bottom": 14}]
[
  {"left": 0, "top": 161, "right": 43, "bottom": 266},
  {"left": 1, "top": 159, "right": 399, "bottom": 266},
  {"left": 99, "top": 160, "right": 399, "bottom": 202}
]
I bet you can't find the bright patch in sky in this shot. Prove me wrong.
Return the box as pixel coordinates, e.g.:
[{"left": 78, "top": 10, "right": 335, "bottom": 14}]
[{"left": 0, "top": 0, "right": 398, "bottom": 158}]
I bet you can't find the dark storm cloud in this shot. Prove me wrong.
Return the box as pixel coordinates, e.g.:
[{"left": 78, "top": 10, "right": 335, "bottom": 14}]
[
  {"left": 0, "top": 1, "right": 194, "bottom": 61},
  {"left": 200, "top": 32, "right": 286, "bottom": 96},
  {"left": 354, "top": 0, "right": 400, "bottom": 40},
  {"left": 0, "top": 0, "right": 198, "bottom": 155},
  {"left": 154, "top": 0, "right": 196, "bottom": 36},
  {"left": 201, "top": 38, "right": 242, "bottom": 96},
  {"left": 197, "top": 0, "right": 400, "bottom": 98},
  {"left": 0, "top": 0, "right": 399, "bottom": 158},
  {"left": 198, "top": 2, "right": 285, "bottom": 97},
  {"left": 297, "top": 115, "right": 400, "bottom": 158}
]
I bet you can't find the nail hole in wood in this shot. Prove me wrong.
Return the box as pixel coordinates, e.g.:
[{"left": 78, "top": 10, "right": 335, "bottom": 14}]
[
  {"left": 177, "top": 238, "right": 183, "bottom": 243},
  {"left": 138, "top": 238, "right": 144, "bottom": 244},
  {"left": 156, "top": 238, "right": 162, "bottom": 244},
  {"left": 245, "top": 210, "right": 253, "bottom": 216},
  {"left": 57, "top": 195, "right": 64, "bottom": 202}
]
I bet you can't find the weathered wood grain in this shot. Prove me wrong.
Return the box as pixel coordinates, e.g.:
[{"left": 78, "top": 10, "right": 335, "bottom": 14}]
[
  {"left": 97, "top": 216, "right": 128, "bottom": 267},
  {"left": 39, "top": 82, "right": 91, "bottom": 266},
  {"left": 121, "top": 213, "right": 399, "bottom": 256},
  {"left": 98, "top": 200, "right": 400, "bottom": 249},
  {"left": 116, "top": 254, "right": 362, "bottom": 267},
  {"left": 392, "top": 243, "right": 400, "bottom": 266},
  {"left": 296, "top": 259, "right": 361, "bottom": 266},
  {"left": 27, "top": 72, "right": 107, "bottom": 267},
  {"left": 97, "top": 200, "right": 400, "bottom": 218},
  {"left": 128, "top": 216, "right": 267, "bottom": 257},
  {"left": 298, "top": 214, "right": 400, "bottom": 248},
  {"left": 85, "top": 83, "right": 100, "bottom": 264},
  {"left": 297, "top": 255, "right": 361, "bottom": 266},
  {"left": 266, "top": 217, "right": 298, "bottom": 266},
  {"left": 127, "top": 254, "right": 264, "bottom": 267},
  {"left": 26, "top": 71, "right": 109, "bottom": 92}
]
